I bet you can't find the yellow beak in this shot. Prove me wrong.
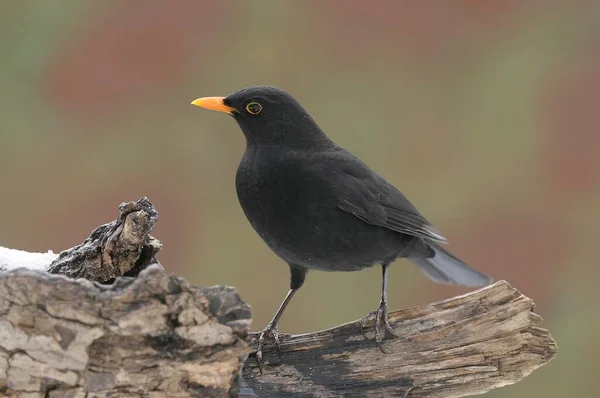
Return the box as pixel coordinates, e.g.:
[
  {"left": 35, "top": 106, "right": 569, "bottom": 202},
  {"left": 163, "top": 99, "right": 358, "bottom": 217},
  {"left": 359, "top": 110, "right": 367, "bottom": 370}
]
[{"left": 191, "top": 97, "right": 235, "bottom": 115}]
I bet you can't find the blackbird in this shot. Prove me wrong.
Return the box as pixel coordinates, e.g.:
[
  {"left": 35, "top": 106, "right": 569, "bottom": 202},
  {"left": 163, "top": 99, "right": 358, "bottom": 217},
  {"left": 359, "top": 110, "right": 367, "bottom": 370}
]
[{"left": 191, "top": 86, "right": 492, "bottom": 367}]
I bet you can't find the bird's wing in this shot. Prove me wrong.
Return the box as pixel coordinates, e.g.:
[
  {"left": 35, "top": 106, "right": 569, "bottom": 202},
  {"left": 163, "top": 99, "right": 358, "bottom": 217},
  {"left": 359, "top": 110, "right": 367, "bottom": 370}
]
[{"left": 331, "top": 153, "right": 447, "bottom": 243}]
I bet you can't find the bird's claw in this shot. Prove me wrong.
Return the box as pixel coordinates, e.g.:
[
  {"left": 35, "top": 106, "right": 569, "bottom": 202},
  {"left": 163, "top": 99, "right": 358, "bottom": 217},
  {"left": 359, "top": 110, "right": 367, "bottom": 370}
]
[
  {"left": 255, "top": 322, "right": 281, "bottom": 374},
  {"left": 359, "top": 300, "right": 397, "bottom": 352}
]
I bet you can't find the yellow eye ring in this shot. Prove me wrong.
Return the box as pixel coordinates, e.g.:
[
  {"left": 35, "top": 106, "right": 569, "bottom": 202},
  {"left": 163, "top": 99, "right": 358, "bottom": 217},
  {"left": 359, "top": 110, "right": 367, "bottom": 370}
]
[{"left": 246, "top": 102, "right": 262, "bottom": 115}]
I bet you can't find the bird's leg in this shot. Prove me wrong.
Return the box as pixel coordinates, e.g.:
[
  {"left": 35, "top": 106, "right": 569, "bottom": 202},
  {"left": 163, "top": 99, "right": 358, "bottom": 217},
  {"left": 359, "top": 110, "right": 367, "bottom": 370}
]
[
  {"left": 255, "top": 264, "right": 306, "bottom": 373},
  {"left": 256, "top": 288, "right": 296, "bottom": 366},
  {"left": 359, "top": 263, "right": 397, "bottom": 352}
]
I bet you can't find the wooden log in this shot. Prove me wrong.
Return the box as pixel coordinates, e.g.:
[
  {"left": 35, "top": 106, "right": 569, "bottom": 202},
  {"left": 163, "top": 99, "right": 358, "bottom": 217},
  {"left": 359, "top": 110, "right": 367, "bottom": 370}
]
[
  {"left": 0, "top": 265, "right": 252, "bottom": 397},
  {"left": 241, "top": 281, "right": 557, "bottom": 397},
  {"left": 0, "top": 198, "right": 557, "bottom": 397},
  {"left": 0, "top": 198, "right": 251, "bottom": 397}
]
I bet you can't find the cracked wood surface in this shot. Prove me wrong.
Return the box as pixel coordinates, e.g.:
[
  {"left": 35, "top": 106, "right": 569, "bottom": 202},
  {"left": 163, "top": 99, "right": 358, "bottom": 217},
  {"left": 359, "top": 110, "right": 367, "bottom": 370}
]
[
  {"left": 0, "top": 197, "right": 558, "bottom": 397},
  {"left": 0, "top": 265, "right": 252, "bottom": 397},
  {"left": 0, "top": 197, "right": 162, "bottom": 279},
  {"left": 47, "top": 197, "right": 163, "bottom": 281},
  {"left": 0, "top": 198, "right": 253, "bottom": 397},
  {"left": 241, "top": 281, "right": 557, "bottom": 397}
]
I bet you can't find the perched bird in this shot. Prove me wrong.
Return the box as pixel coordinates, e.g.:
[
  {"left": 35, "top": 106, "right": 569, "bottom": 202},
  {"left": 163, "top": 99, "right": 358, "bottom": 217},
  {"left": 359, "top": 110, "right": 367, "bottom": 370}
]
[{"left": 191, "top": 86, "right": 492, "bottom": 367}]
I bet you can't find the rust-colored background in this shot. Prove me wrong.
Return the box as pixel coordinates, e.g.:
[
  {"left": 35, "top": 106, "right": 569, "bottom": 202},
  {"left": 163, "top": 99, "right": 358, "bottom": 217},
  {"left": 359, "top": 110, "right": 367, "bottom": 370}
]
[{"left": 1, "top": 1, "right": 597, "bottom": 396}]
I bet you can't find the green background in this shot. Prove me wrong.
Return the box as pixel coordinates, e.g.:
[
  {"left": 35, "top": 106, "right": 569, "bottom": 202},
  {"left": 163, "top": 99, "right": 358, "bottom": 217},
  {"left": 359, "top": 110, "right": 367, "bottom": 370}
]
[{"left": 1, "top": 1, "right": 598, "bottom": 396}]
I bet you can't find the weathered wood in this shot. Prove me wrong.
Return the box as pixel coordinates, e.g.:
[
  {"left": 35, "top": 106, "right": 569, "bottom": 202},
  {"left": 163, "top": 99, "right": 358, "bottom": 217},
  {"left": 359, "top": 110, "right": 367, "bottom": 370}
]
[
  {"left": 242, "top": 281, "right": 557, "bottom": 397},
  {"left": 0, "top": 197, "right": 558, "bottom": 397},
  {"left": 0, "top": 198, "right": 253, "bottom": 397},
  {"left": 47, "top": 197, "right": 163, "bottom": 281},
  {"left": 0, "top": 197, "right": 162, "bottom": 281},
  {"left": 0, "top": 265, "right": 252, "bottom": 397}
]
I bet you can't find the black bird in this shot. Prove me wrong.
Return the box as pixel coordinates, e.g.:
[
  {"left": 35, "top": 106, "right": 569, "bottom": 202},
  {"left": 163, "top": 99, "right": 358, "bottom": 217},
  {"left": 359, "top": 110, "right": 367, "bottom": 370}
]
[{"left": 191, "top": 86, "right": 492, "bottom": 366}]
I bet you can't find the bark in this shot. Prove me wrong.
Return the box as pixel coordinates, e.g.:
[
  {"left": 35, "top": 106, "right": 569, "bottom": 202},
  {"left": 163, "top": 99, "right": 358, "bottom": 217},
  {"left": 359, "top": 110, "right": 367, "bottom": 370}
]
[
  {"left": 0, "top": 198, "right": 251, "bottom": 397},
  {"left": 0, "top": 197, "right": 161, "bottom": 279},
  {"left": 0, "top": 266, "right": 251, "bottom": 398},
  {"left": 0, "top": 198, "right": 557, "bottom": 397},
  {"left": 241, "top": 280, "right": 557, "bottom": 397},
  {"left": 46, "top": 197, "right": 162, "bottom": 281}
]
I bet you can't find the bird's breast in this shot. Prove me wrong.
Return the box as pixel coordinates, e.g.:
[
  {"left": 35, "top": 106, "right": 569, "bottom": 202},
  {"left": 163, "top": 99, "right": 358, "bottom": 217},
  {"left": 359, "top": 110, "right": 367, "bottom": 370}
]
[
  {"left": 234, "top": 150, "right": 400, "bottom": 270},
  {"left": 235, "top": 152, "right": 324, "bottom": 235},
  {"left": 236, "top": 151, "right": 336, "bottom": 248}
]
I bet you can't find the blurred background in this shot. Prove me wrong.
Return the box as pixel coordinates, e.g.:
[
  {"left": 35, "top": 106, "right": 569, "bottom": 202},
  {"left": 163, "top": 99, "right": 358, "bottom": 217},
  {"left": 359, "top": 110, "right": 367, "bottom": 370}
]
[{"left": 0, "top": 1, "right": 598, "bottom": 396}]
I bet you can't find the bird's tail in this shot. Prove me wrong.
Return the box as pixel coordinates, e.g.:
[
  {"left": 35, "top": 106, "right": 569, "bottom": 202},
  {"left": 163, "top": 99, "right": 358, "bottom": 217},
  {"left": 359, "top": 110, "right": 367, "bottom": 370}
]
[{"left": 410, "top": 242, "right": 492, "bottom": 287}]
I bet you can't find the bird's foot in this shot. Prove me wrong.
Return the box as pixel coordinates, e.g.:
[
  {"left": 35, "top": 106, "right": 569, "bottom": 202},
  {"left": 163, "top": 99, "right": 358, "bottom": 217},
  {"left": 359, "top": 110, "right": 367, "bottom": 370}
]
[
  {"left": 359, "top": 300, "right": 397, "bottom": 352},
  {"left": 255, "top": 322, "right": 281, "bottom": 374}
]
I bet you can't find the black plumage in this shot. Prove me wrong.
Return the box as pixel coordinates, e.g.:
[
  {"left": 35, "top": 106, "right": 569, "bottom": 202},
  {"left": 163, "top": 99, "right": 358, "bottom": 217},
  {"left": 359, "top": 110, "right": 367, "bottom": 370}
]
[{"left": 192, "top": 86, "right": 492, "bottom": 369}]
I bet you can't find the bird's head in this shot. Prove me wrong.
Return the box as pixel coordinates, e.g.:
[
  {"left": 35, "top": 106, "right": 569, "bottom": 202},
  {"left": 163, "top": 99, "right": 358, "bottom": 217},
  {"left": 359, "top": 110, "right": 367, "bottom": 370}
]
[{"left": 191, "top": 86, "right": 331, "bottom": 147}]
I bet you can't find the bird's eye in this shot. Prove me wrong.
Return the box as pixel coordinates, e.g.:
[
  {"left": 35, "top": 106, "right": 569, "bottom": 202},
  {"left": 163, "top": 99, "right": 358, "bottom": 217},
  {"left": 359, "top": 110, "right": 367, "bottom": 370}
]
[{"left": 246, "top": 102, "right": 262, "bottom": 115}]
